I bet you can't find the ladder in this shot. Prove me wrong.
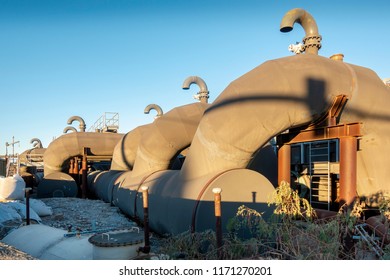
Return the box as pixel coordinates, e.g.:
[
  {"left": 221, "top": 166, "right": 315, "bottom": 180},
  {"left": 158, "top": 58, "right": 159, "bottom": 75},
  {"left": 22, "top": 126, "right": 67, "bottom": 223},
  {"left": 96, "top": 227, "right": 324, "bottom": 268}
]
[
  {"left": 6, "top": 155, "right": 19, "bottom": 177},
  {"left": 309, "top": 141, "right": 332, "bottom": 210}
]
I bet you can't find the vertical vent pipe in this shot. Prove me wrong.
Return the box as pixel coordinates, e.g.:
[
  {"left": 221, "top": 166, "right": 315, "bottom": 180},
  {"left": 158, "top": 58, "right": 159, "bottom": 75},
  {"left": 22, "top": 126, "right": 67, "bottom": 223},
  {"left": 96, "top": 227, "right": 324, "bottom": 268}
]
[
  {"left": 182, "top": 76, "right": 209, "bottom": 103},
  {"left": 67, "top": 116, "right": 86, "bottom": 132},
  {"left": 144, "top": 104, "right": 163, "bottom": 119},
  {"left": 280, "top": 8, "right": 322, "bottom": 55}
]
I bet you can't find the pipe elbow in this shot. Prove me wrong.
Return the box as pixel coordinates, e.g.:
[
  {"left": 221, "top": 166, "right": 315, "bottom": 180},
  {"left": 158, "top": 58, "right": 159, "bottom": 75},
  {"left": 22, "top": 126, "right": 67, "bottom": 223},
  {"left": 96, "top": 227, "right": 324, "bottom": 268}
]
[
  {"left": 144, "top": 104, "right": 163, "bottom": 119},
  {"left": 182, "top": 76, "right": 209, "bottom": 103},
  {"left": 30, "top": 138, "right": 43, "bottom": 149},
  {"left": 67, "top": 116, "right": 86, "bottom": 132},
  {"left": 280, "top": 8, "right": 321, "bottom": 54},
  {"left": 63, "top": 126, "right": 77, "bottom": 134}
]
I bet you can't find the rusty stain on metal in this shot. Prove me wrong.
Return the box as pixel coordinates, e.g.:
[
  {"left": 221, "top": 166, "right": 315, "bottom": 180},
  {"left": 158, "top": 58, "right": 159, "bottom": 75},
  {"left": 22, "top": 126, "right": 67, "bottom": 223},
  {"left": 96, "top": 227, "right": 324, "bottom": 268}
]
[{"left": 279, "top": 122, "right": 362, "bottom": 144}]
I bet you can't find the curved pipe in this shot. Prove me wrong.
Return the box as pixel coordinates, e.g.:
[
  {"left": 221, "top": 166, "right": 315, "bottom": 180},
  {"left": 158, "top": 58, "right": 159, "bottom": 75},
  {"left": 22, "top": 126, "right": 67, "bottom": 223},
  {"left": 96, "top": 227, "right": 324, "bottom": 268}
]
[
  {"left": 110, "top": 124, "right": 149, "bottom": 171},
  {"left": 144, "top": 104, "right": 163, "bottom": 119},
  {"left": 280, "top": 8, "right": 321, "bottom": 55},
  {"left": 63, "top": 126, "right": 77, "bottom": 134},
  {"left": 30, "top": 138, "right": 43, "bottom": 149},
  {"left": 19, "top": 148, "right": 46, "bottom": 164},
  {"left": 131, "top": 102, "right": 209, "bottom": 177},
  {"left": 182, "top": 76, "right": 209, "bottom": 103},
  {"left": 43, "top": 132, "right": 123, "bottom": 176},
  {"left": 148, "top": 55, "right": 390, "bottom": 234},
  {"left": 95, "top": 102, "right": 210, "bottom": 208},
  {"left": 180, "top": 53, "right": 390, "bottom": 197},
  {"left": 67, "top": 116, "right": 86, "bottom": 132}
]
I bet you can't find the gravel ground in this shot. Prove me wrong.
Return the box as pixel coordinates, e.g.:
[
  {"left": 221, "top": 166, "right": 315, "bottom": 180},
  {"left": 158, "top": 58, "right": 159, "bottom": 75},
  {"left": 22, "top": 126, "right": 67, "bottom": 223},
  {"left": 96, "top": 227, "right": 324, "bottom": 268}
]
[
  {"left": 39, "top": 197, "right": 138, "bottom": 232},
  {"left": 0, "top": 197, "right": 156, "bottom": 260}
]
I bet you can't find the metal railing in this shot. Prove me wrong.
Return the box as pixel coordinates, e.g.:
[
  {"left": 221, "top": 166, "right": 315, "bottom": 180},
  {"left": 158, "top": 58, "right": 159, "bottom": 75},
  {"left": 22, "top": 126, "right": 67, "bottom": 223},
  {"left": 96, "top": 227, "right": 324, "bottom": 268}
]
[{"left": 88, "top": 112, "right": 119, "bottom": 133}]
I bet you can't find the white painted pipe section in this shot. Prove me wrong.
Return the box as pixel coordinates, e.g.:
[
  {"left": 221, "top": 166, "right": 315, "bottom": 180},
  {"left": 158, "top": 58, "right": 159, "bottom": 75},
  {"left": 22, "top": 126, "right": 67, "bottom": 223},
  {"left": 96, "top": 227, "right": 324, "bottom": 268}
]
[{"left": 1, "top": 224, "right": 92, "bottom": 260}]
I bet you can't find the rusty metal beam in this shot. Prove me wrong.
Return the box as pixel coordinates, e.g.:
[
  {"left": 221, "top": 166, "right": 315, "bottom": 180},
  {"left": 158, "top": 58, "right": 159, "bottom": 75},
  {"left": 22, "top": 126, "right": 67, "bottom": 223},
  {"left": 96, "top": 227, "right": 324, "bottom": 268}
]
[
  {"left": 339, "top": 137, "right": 357, "bottom": 207},
  {"left": 85, "top": 155, "right": 113, "bottom": 161},
  {"left": 278, "top": 122, "right": 362, "bottom": 145},
  {"left": 81, "top": 147, "right": 88, "bottom": 199},
  {"left": 278, "top": 144, "right": 291, "bottom": 185}
]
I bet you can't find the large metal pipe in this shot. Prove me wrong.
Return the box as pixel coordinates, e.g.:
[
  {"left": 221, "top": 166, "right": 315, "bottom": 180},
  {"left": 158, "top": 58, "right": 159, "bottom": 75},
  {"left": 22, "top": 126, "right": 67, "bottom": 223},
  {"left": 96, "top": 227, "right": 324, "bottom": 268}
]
[
  {"left": 182, "top": 76, "right": 209, "bottom": 103},
  {"left": 94, "top": 103, "right": 208, "bottom": 203},
  {"left": 106, "top": 10, "right": 390, "bottom": 235},
  {"left": 130, "top": 102, "right": 209, "bottom": 177},
  {"left": 280, "top": 8, "right": 322, "bottom": 55},
  {"left": 144, "top": 104, "right": 163, "bottom": 119},
  {"left": 19, "top": 147, "right": 46, "bottom": 165},
  {"left": 67, "top": 116, "right": 86, "bottom": 132},
  {"left": 180, "top": 56, "right": 344, "bottom": 181},
  {"left": 177, "top": 54, "right": 390, "bottom": 211},
  {"left": 43, "top": 132, "right": 123, "bottom": 176},
  {"left": 110, "top": 125, "right": 149, "bottom": 171}
]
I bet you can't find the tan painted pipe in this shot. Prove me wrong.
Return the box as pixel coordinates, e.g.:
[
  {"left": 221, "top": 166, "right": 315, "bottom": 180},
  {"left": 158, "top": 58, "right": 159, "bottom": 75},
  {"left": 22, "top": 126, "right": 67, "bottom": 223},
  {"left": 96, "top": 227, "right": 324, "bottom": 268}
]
[
  {"left": 182, "top": 76, "right": 209, "bottom": 103},
  {"left": 111, "top": 54, "right": 390, "bottom": 234},
  {"left": 63, "top": 126, "right": 77, "bottom": 134},
  {"left": 110, "top": 124, "right": 149, "bottom": 171},
  {"left": 30, "top": 138, "right": 43, "bottom": 149},
  {"left": 18, "top": 147, "right": 46, "bottom": 165},
  {"left": 130, "top": 102, "right": 209, "bottom": 177},
  {"left": 108, "top": 10, "right": 390, "bottom": 235},
  {"left": 280, "top": 8, "right": 321, "bottom": 55},
  {"left": 179, "top": 53, "right": 390, "bottom": 201},
  {"left": 43, "top": 132, "right": 123, "bottom": 176},
  {"left": 144, "top": 104, "right": 163, "bottom": 119},
  {"left": 67, "top": 116, "right": 86, "bottom": 132}
]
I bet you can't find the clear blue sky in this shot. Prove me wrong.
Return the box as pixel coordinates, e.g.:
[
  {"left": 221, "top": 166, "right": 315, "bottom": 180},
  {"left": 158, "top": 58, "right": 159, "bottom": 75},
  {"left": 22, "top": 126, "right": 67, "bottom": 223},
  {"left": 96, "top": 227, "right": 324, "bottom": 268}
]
[{"left": 0, "top": 0, "right": 389, "bottom": 156}]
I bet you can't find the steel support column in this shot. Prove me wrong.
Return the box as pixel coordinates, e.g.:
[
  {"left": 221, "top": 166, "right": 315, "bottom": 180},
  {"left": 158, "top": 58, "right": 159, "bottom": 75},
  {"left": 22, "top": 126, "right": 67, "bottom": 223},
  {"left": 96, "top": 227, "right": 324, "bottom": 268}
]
[
  {"left": 81, "top": 147, "right": 88, "bottom": 199},
  {"left": 278, "top": 144, "right": 291, "bottom": 185},
  {"left": 339, "top": 137, "right": 357, "bottom": 207}
]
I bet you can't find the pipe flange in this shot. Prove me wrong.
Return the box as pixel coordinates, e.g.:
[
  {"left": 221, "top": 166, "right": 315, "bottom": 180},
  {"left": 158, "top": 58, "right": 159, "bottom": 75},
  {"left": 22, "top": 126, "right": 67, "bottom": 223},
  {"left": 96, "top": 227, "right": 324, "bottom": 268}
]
[
  {"left": 303, "top": 35, "right": 322, "bottom": 50},
  {"left": 194, "top": 91, "right": 209, "bottom": 101}
]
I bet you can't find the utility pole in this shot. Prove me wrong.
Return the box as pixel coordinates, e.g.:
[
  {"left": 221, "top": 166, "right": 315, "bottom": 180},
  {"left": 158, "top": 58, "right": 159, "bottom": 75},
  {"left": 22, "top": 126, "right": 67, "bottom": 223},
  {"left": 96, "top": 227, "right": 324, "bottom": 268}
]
[{"left": 5, "top": 136, "right": 20, "bottom": 163}]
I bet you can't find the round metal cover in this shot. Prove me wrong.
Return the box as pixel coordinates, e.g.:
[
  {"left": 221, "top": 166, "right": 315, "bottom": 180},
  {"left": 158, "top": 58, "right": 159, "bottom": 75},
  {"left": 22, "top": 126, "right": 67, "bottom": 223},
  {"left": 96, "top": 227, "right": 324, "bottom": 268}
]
[{"left": 88, "top": 231, "right": 144, "bottom": 247}]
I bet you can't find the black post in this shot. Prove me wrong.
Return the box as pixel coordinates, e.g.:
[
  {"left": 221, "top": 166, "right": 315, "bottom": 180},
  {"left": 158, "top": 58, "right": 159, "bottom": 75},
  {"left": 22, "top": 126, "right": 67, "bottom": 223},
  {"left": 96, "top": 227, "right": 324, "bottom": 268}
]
[
  {"left": 139, "top": 186, "right": 151, "bottom": 254},
  {"left": 25, "top": 187, "right": 32, "bottom": 225}
]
